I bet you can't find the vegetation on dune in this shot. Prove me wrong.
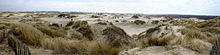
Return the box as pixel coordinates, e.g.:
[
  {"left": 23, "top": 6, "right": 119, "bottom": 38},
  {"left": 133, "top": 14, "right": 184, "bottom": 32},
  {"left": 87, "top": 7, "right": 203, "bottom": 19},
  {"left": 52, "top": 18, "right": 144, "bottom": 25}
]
[
  {"left": 199, "top": 27, "right": 220, "bottom": 34},
  {"left": 170, "top": 19, "right": 195, "bottom": 26},
  {"left": 136, "top": 33, "right": 175, "bottom": 48},
  {"left": 19, "top": 19, "right": 50, "bottom": 24},
  {"left": 151, "top": 20, "right": 159, "bottom": 24},
  {"left": 9, "top": 23, "right": 46, "bottom": 46},
  {"left": 102, "top": 25, "right": 131, "bottom": 47},
  {"left": 91, "top": 15, "right": 101, "bottom": 18},
  {"left": 66, "top": 21, "right": 74, "bottom": 27},
  {"left": 121, "top": 20, "right": 127, "bottom": 23},
  {"left": 97, "top": 22, "right": 107, "bottom": 25},
  {"left": 33, "top": 23, "right": 66, "bottom": 38},
  {"left": 131, "top": 14, "right": 141, "bottom": 18},
  {"left": 71, "top": 30, "right": 84, "bottom": 40},
  {"left": 74, "top": 40, "right": 122, "bottom": 55},
  {"left": 134, "top": 20, "right": 146, "bottom": 25},
  {"left": 178, "top": 28, "right": 207, "bottom": 39},
  {"left": 41, "top": 38, "right": 78, "bottom": 54},
  {"left": 138, "top": 26, "right": 160, "bottom": 38},
  {"left": 71, "top": 21, "right": 94, "bottom": 40},
  {"left": 8, "top": 35, "right": 31, "bottom": 55},
  {"left": 41, "top": 37, "right": 123, "bottom": 55}
]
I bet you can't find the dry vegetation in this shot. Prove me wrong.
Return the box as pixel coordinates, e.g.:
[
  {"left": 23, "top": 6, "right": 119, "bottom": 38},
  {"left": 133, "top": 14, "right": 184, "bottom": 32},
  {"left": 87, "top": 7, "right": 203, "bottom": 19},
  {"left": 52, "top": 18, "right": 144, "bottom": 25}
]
[
  {"left": 9, "top": 24, "right": 46, "bottom": 46},
  {"left": 33, "top": 23, "right": 67, "bottom": 38},
  {"left": 134, "top": 20, "right": 146, "bottom": 25},
  {"left": 7, "top": 23, "right": 125, "bottom": 54}
]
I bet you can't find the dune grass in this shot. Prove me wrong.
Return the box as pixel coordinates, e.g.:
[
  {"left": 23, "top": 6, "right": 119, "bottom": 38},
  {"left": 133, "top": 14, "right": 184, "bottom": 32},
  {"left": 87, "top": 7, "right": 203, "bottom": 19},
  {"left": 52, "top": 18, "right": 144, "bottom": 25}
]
[
  {"left": 208, "top": 34, "right": 219, "bottom": 44},
  {"left": 41, "top": 38, "right": 78, "bottom": 54},
  {"left": 74, "top": 40, "right": 122, "bottom": 55},
  {"left": 33, "top": 23, "right": 66, "bottom": 38},
  {"left": 71, "top": 30, "right": 84, "bottom": 40},
  {"left": 10, "top": 23, "right": 46, "bottom": 46},
  {"left": 41, "top": 37, "right": 122, "bottom": 55},
  {"left": 135, "top": 33, "right": 175, "bottom": 48},
  {"left": 199, "top": 27, "right": 220, "bottom": 34},
  {"left": 178, "top": 28, "right": 207, "bottom": 39},
  {"left": 176, "top": 27, "right": 214, "bottom": 52},
  {"left": 134, "top": 20, "right": 146, "bottom": 25},
  {"left": 175, "top": 36, "right": 212, "bottom": 52}
]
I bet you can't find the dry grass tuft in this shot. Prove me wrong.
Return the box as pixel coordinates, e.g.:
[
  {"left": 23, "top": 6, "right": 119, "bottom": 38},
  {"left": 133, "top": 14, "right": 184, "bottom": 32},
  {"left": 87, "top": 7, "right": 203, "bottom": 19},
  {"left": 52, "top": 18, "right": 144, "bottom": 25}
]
[
  {"left": 74, "top": 40, "right": 122, "bottom": 55},
  {"left": 41, "top": 37, "right": 122, "bottom": 55},
  {"left": 199, "top": 27, "right": 220, "bottom": 34},
  {"left": 136, "top": 33, "right": 175, "bottom": 48},
  {"left": 194, "top": 17, "right": 220, "bottom": 28},
  {"left": 178, "top": 28, "right": 207, "bottom": 39},
  {"left": 176, "top": 36, "right": 212, "bottom": 52},
  {"left": 208, "top": 35, "right": 219, "bottom": 44},
  {"left": 33, "top": 24, "right": 66, "bottom": 38},
  {"left": 71, "top": 30, "right": 84, "bottom": 40},
  {"left": 10, "top": 23, "right": 45, "bottom": 46},
  {"left": 158, "top": 33, "right": 175, "bottom": 45},
  {"left": 176, "top": 28, "right": 213, "bottom": 52},
  {"left": 41, "top": 38, "right": 78, "bottom": 54},
  {"left": 135, "top": 38, "right": 149, "bottom": 48}
]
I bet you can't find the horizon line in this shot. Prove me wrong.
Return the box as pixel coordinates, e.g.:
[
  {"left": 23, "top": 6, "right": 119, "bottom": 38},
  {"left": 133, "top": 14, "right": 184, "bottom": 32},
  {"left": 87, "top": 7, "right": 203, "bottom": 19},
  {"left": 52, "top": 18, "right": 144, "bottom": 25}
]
[{"left": 1, "top": 11, "right": 220, "bottom": 16}]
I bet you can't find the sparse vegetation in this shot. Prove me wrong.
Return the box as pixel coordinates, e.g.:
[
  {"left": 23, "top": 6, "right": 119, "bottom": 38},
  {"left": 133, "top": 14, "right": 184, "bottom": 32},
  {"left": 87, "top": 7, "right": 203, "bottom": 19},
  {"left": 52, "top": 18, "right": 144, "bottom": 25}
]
[
  {"left": 49, "top": 23, "right": 60, "bottom": 27},
  {"left": 91, "top": 15, "right": 100, "bottom": 18},
  {"left": 132, "top": 14, "right": 141, "bottom": 18},
  {"left": 151, "top": 20, "right": 159, "bottom": 24},
  {"left": 97, "top": 22, "right": 107, "bottom": 25},
  {"left": 66, "top": 21, "right": 74, "bottom": 26},
  {"left": 121, "top": 20, "right": 127, "bottom": 22},
  {"left": 134, "top": 20, "right": 146, "bottom": 25}
]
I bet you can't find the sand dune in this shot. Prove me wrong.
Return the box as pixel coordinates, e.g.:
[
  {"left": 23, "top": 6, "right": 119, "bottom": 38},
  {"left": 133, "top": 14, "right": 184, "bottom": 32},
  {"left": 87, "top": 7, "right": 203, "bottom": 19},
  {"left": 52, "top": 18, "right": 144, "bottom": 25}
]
[{"left": 0, "top": 12, "right": 219, "bottom": 55}]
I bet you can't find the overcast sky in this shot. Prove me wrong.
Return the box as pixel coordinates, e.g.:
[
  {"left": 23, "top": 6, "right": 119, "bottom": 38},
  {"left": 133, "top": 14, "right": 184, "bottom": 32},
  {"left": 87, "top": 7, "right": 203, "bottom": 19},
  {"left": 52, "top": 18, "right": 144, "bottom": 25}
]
[{"left": 0, "top": 0, "right": 220, "bottom": 15}]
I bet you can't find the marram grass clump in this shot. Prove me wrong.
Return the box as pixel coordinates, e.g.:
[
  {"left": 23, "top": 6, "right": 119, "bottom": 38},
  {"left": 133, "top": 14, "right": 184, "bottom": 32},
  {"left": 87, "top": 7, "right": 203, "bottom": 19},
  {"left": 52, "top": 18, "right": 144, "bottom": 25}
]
[
  {"left": 10, "top": 23, "right": 46, "bottom": 46},
  {"left": 33, "top": 24, "right": 66, "bottom": 38}
]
